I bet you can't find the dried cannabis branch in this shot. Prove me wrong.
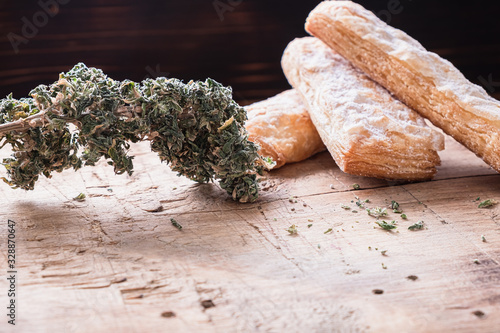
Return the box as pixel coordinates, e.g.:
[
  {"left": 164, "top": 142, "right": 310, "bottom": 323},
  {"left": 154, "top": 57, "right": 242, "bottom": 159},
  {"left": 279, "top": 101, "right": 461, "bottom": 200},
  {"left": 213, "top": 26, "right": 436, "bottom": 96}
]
[{"left": 0, "top": 63, "right": 265, "bottom": 202}]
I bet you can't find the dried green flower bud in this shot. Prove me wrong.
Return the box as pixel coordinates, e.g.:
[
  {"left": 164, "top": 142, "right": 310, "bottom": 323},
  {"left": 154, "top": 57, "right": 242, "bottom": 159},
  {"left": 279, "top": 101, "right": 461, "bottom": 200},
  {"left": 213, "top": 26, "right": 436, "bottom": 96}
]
[{"left": 0, "top": 63, "right": 264, "bottom": 202}]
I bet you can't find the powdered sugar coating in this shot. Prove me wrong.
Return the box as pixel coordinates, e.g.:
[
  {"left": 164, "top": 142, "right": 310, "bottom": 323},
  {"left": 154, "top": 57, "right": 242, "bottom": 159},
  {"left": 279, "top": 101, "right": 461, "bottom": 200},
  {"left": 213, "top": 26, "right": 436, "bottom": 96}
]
[
  {"left": 282, "top": 37, "right": 444, "bottom": 154},
  {"left": 312, "top": 1, "right": 500, "bottom": 124}
]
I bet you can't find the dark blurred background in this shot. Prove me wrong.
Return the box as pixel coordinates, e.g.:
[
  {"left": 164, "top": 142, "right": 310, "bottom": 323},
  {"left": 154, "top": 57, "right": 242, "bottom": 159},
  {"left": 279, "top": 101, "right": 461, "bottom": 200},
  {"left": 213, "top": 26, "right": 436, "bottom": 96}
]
[{"left": 0, "top": 0, "right": 499, "bottom": 105}]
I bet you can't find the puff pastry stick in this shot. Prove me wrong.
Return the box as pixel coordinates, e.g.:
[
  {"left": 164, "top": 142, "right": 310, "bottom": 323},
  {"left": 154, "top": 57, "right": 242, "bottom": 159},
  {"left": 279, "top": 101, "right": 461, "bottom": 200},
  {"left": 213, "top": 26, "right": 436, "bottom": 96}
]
[
  {"left": 245, "top": 89, "right": 325, "bottom": 169},
  {"left": 281, "top": 37, "right": 444, "bottom": 180},
  {"left": 306, "top": 1, "right": 500, "bottom": 172}
]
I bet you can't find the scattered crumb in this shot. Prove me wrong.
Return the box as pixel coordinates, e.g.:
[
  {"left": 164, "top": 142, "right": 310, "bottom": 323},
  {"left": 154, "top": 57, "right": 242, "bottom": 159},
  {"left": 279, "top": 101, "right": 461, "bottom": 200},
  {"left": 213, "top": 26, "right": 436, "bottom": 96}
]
[
  {"left": 473, "top": 259, "right": 480, "bottom": 265},
  {"left": 375, "top": 220, "right": 397, "bottom": 230},
  {"left": 146, "top": 205, "right": 164, "bottom": 213},
  {"left": 73, "top": 193, "right": 86, "bottom": 202},
  {"left": 344, "top": 269, "right": 361, "bottom": 275},
  {"left": 481, "top": 235, "right": 486, "bottom": 242},
  {"left": 407, "top": 275, "right": 418, "bottom": 281},
  {"left": 478, "top": 199, "right": 497, "bottom": 208},
  {"left": 472, "top": 310, "right": 485, "bottom": 318},
  {"left": 201, "top": 300, "right": 215, "bottom": 309},
  {"left": 367, "top": 207, "right": 388, "bottom": 218},
  {"left": 286, "top": 224, "right": 298, "bottom": 235},
  {"left": 372, "top": 289, "right": 384, "bottom": 295},
  {"left": 161, "top": 311, "right": 176, "bottom": 318},
  {"left": 381, "top": 250, "right": 388, "bottom": 256},
  {"left": 170, "top": 218, "right": 182, "bottom": 230}
]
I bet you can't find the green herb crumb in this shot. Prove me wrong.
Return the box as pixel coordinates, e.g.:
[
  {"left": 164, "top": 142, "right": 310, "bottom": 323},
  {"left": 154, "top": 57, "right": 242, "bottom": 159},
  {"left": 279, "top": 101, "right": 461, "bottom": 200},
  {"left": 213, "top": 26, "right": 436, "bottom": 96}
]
[
  {"left": 391, "top": 200, "right": 402, "bottom": 213},
  {"left": 352, "top": 184, "right": 360, "bottom": 190},
  {"left": 170, "top": 218, "right": 182, "bottom": 230},
  {"left": 478, "top": 199, "right": 497, "bottom": 208},
  {"left": 408, "top": 221, "right": 424, "bottom": 230},
  {"left": 375, "top": 220, "right": 397, "bottom": 230},
  {"left": 0, "top": 63, "right": 263, "bottom": 203},
  {"left": 355, "top": 197, "right": 369, "bottom": 208},
  {"left": 73, "top": 193, "right": 86, "bottom": 202},
  {"left": 481, "top": 235, "right": 486, "bottom": 242},
  {"left": 286, "top": 224, "right": 298, "bottom": 235},
  {"left": 401, "top": 213, "right": 407, "bottom": 219},
  {"left": 324, "top": 228, "right": 333, "bottom": 234},
  {"left": 367, "top": 207, "right": 388, "bottom": 218}
]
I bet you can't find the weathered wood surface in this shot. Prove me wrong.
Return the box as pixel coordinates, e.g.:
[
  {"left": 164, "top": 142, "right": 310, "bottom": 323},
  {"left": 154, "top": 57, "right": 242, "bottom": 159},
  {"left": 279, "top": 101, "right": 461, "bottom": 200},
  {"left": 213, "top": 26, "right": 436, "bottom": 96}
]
[{"left": 0, "top": 133, "right": 500, "bottom": 333}]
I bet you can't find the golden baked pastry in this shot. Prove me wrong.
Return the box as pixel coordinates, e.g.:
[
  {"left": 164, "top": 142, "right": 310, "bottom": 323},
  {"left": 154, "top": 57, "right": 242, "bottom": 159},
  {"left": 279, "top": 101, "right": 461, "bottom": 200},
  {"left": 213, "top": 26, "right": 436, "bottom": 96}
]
[
  {"left": 245, "top": 89, "right": 325, "bottom": 169},
  {"left": 281, "top": 37, "right": 444, "bottom": 180},
  {"left": 306, "top": 1, "right": 500, "bottom": 173}
]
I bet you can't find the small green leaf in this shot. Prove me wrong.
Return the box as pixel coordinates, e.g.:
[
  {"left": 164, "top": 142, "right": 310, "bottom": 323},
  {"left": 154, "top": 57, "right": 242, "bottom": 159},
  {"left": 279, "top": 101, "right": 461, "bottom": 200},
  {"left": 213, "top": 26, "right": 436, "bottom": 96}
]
[
  {"left": 408, "top": 221, "right": 424, "bottom": 230},
  {"left": 478, "top": 199, "right": 497, "bottom": 208},
  {"left": 73, "top": 193, "right": 86, "bottom": 201},
  {"left": 375, "top": 220, "right": 397, "bottom": 230}
]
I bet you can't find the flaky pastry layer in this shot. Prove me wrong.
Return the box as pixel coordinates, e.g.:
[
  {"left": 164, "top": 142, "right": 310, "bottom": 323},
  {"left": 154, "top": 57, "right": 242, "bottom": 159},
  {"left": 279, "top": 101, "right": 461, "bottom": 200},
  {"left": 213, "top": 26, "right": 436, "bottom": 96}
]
[
  {"left": 306, "top": 0, "right": 500, "bottom": 173},
  {"left": 282, "top": 37, "right": 444, "bottom": 180},
  {"left": 245, "top": 89, "right": 325, "bottom": 168}
]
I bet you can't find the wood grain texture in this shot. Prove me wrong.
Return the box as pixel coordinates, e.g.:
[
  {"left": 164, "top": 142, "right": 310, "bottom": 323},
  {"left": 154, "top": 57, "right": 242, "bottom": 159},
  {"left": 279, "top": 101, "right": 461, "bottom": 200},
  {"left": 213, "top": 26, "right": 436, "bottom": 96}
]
[
  {"left": 0, "top": 1, "right": 499, "bottom": 331},
  {"left": 0, "top": 133, "right": 499, "bottom": 332}
]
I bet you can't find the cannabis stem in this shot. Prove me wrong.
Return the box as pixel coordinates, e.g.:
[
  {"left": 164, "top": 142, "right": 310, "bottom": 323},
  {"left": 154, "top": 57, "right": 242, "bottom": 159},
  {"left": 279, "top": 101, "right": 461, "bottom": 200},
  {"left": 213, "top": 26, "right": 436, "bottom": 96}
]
[{"left": 0, "top": 63, "right": 264, "bottom": 202}]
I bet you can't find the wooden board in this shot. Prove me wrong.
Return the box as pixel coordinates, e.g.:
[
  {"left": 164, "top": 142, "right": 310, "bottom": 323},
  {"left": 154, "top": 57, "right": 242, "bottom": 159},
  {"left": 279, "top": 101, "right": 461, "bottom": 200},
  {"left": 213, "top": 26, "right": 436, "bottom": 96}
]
[{"left": 1, "top": 134, "right": 499, "bottom": 333}]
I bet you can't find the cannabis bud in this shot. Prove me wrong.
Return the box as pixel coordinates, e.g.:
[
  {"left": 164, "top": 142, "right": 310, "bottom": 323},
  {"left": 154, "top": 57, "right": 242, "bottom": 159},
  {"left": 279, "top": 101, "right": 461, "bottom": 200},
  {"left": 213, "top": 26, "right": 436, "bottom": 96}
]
[{"left": 0, "top": 63, "right": 264, "bottom": 202}]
